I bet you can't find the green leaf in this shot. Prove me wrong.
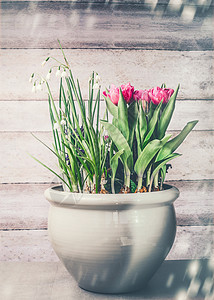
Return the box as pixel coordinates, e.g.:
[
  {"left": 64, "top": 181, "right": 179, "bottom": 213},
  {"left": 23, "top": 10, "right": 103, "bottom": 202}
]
[
  {"left": 103, "top": 91, "right": 118, "bottom": 119},
  {"left": 138, "top": 100, "right": 147, "bottom": 146},
  {"left": 128, "top": 101, "right": 138, "bottom": 147},
  {"left": 160, "top": 165, "right": 167, "bottom": 183},
  {"left": 28, "top": 153, "right": 71, "bottom": 191},
  {"left": 134, "top": 135, "right": 171, "bottom": 177},
  {"left": 151, "top": 153, "right": 181, "bottom": 179},
  {"left": 147, "top": 101, "right": 156, "bottom": 121},
  {"left": 130, "top": 179, "right": 137, "bottom": 193},
  {"left": 142, "top": 100, "right": 163, "bottom": 148},
  {"left": 118, "top": 88, "right": 129, "bottom": 141},
  {"left": 156, "top": 120, "right": 198, "bottom": 161},
  {"left": 110, "top": 149, "right": 124, "bottom": 194},
  {"left": 100, "top": 120, "right": 133, "bottom": 170},
  {"left": 156, "top": 84, "right": 180, "bottom": 139}
]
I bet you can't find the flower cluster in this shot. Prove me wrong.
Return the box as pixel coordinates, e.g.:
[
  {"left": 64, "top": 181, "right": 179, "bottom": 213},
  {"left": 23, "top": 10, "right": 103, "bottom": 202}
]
[
  {"left": 103, "top": 83, "right": 174, "bottom": 106},
  {"left": 31, "top": 43, "right": 198, "bottom": 194}
]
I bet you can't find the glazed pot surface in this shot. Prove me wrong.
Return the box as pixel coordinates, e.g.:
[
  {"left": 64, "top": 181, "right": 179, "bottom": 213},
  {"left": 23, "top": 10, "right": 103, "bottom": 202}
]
[{"left": 45, "top": 185, "right": 179, "bottom": 294}]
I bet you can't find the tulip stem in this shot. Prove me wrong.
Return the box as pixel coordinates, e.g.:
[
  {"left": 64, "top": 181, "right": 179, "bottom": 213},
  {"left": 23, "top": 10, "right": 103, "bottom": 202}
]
[
  {"left": 124, "top": 167, "right": 130, "bottom": 188},
  {"left": 137, "top": 176, "right": 143, "bottom": 190}
]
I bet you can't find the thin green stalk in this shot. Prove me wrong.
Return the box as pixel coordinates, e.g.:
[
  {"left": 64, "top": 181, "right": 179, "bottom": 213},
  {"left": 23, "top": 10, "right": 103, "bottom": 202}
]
[
  {"left": 58, "top": 39, "right": 70, "bottom": 67},
  {"left": 46, "top": 82, "right": 78, "bottom": 191}
]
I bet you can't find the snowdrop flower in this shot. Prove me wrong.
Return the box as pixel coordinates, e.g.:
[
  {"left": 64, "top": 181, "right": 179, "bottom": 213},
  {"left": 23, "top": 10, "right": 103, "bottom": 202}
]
[
  {"left": 32, "top": 85, "right": 36, "bottom": 93},
  {"left": 61, "top": 70, "right": 67, "bottom": 78},
  {"left": 88, "top": 76, "right": 92, "bottom": 83},
  {"left": 41, "top": 60, "right": 46, "bottom": 67},
  {"left": 36, "top": 83, "right": 43, "bottom": 91},
  {"left": 54, "top": 122, "right": 60, "bottom": 130},
  {"left": 29, "top": 73, "right": 34, "bottom": 83},
  {"left": 95, "top": 74, "right": 101, "bottom": 83},
  {"left": 41, "top": 57, "right": 50, "bottom": 67},
  {"left": 56, "top": 69, "right": 61, "bottom": 77},
  {"left": 93, "top": 83, "right": 100, "bottom": 90},
  {"left": 46, "top": 70, "right": 51, "bottom": 80},
  {"left": 60, "top": 120, "right": 66, "bottom": 126}
]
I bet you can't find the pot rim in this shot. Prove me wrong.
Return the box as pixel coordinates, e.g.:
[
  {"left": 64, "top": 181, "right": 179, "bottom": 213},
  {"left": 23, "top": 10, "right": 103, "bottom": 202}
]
[{"left": 44, "top": 184, "right": 179, "bottom": 208}]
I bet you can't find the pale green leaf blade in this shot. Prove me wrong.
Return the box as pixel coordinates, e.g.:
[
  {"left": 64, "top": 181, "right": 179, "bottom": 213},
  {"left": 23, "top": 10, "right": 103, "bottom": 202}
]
[
  {"left": 100, "top": 120, "right": 133, "bottom": 170},
  {"left": 151, "top": 153, "right": 181, "bottom": 179},
  {"left": 143, "top": 100, "right": 163, "bottom": 148},
  {"left": 156, "top": 84, "right": 180, "bottom": 139},
  {"left": 134, "top": 135, "right": 171, "bottom": 177},
  {"left": 128, "top": 101, "right": 138, "bottom": 147},
  {"left": 156, "top": 120, "right": 198, "bottom": 161},
  {"left": 118, "top": 88, "right": 129, "bottom": 141},
  {"left": 103, "top": 91, "right": 118, "bottom": 119}
]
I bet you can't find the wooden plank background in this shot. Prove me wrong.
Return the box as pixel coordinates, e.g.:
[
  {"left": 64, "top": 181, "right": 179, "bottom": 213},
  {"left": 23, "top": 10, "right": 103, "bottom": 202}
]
[{"left": 0, "top": 0, "right": 213, "bottom": 263}]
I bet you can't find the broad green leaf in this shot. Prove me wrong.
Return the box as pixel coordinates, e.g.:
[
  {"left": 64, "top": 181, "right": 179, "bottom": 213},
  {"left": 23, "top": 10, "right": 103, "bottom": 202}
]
[
  {"left": 147, "top": 101, "right": 156, "bottom": 121},
  {"left": 100, "top": 120, "right": 133, "bottom": 170},
  {"left": 118, "top": 88, "right": 129, "bottom": 141},
  {"left": 160, "top": 165, "right": 166, "bottom": 183},
  {"left": 151, "top": 153, "right": 181, "bottom": 179},
  {"left": 134, "top": 134, "right": 171, "bottom": 177},
  {"left": 110, "top": 149, "right": 124, "bottom": 194},
  {"left": 138, "top": 100, "right": 147, "bottom": 145},
  {"left": 156, "top": 120, "right": 198, "bottom": 161},
  {"left": 128, "top": 101, "right": 138, "bottom": 147},
  {"left": 103, "top": 91, "right": 118, "bottom": 119},
  {"left": 142, "top": 100, "right": 163, "bottom": 148},
  {"left": 156, "top": 84, "right": 180, "bottom": 139}
]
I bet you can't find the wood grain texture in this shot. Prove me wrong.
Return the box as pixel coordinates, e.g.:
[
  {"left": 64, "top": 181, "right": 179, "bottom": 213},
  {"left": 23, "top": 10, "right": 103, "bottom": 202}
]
[
  {"left": 0, "top": 130, "right": 213, "bottom": 183},
  {"left": 0, "top": 226, "right": 213, "bottom": 262},
  {"left": 0, "top": 49, "right": 213, "bottom": 101},
  {"left": 0, "top": 260, "right": 213, "bottom": 300},
  {"left": 0, "top": 100, "right": 213, "bottom": 132},
  {"left": 1, "top": 1, "right": 213, "bottom": 51},
  {"left": 0, "top": 181, "right": 213, "bottom": 230}
]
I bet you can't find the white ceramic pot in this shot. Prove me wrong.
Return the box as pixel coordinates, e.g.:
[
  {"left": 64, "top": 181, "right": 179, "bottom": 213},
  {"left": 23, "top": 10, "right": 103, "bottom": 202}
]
[{"left": 45, "top": 184, "right": 179, "bottom": 294}]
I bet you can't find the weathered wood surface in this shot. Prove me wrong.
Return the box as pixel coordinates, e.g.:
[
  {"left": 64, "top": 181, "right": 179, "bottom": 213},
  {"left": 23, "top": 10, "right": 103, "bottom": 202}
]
[
  {"left": 0, "top": 49, "right": 213, "bottom": 101},
  {"left": 0, "top": 226, "right": 213, "bottom": 262},
  {"left": 0, "top": 260, "right": 213, "bottom": 300},
  {"left": 1, "top": 1, "right": 213, "bottom": 51},
  {"left": 0, "top": 130, "right": 213, "bottom": 183},
  {"left": 0, "top": 100, "right": 213, "bottom": 131},
  {"left": 0, "top": 181, "right": 213, "bottom": 230}
]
